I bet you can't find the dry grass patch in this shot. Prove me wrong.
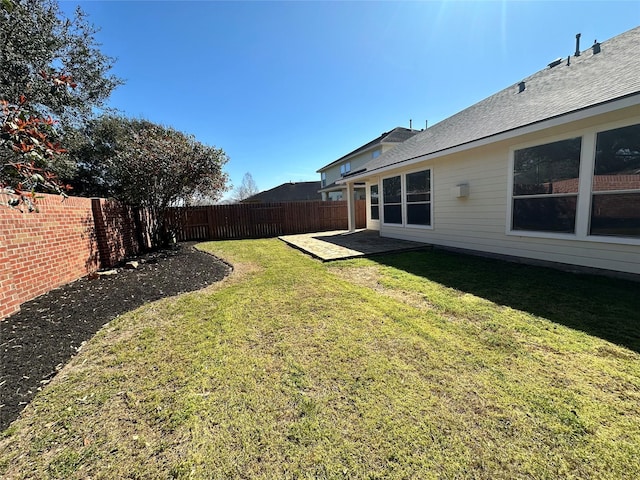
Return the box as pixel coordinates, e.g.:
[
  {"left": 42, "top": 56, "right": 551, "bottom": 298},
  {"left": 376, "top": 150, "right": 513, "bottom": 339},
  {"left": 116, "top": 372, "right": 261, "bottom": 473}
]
[{"left": 331, "top": 264, "right": 445, "bottom": 315}]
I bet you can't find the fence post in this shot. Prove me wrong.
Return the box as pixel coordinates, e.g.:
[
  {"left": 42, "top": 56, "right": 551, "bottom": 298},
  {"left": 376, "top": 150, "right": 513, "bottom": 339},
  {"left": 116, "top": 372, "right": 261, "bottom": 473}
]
[{"left": 206, "top": 207, "right": 215, "bottom": 240}]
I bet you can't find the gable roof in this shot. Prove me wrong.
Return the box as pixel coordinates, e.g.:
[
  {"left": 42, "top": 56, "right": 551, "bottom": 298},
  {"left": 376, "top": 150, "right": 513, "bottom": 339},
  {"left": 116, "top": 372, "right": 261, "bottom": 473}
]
[
  {"left": 241, "top": 181, "right": 323, "bottom": 203},
  {"left": 348, "top": 26, "right": 640, "bottom": 180},
  {"left": 317, "top": 127, "right": 420, "bottom": 172}
]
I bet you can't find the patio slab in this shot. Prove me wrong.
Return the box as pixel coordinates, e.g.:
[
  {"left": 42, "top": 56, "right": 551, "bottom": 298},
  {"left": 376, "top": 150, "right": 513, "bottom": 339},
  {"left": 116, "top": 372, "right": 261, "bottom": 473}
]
[{"left": 279, "top": 229, "right": 429, "bottom": 261}]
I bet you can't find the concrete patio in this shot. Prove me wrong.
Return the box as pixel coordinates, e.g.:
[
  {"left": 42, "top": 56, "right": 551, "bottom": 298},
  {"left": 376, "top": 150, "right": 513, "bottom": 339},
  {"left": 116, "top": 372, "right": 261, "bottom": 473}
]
[{"left": 279, "top": 229, "right": 429, "bottom": 261}]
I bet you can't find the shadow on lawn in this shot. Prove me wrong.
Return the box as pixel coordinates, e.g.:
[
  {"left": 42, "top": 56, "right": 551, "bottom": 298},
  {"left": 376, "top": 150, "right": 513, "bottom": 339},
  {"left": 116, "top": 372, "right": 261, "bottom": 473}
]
[{"left": 372, "top": 249, "right": 640, "bottom": 354}]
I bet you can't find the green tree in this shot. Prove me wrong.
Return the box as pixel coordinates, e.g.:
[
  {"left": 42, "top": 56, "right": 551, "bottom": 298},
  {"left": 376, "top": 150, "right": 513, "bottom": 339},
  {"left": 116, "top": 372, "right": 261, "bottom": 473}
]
[
  {"left": 0, "top": 0, "right": 121, "bottom": 124},
  {"left": 71, "top": 116, "right": 230, "bottom": 246},
  {"left": 0, "top": 93, "right": 71, "bottom": 211},
  {"left": 0, "top": 0, "right": 121, "bottom": 204}
]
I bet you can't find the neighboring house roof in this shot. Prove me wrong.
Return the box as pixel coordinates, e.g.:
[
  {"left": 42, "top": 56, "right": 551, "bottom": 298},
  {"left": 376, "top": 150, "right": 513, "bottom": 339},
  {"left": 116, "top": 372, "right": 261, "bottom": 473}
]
[
  {"left": 347, "top": 26, "right": 640, "bottom": 180},
  {"left": 316, "top": 127, "right": 421, "bottom": 172},
  {"left": 241, "top": 181, "right": 323, "bottom": 203}
]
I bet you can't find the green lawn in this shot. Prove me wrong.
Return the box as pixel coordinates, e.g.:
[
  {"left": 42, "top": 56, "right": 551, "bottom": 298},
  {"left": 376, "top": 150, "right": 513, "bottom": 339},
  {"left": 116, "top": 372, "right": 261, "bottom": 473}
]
[{"left": 1, "top": 239, "right": 639, "bottom": 479}]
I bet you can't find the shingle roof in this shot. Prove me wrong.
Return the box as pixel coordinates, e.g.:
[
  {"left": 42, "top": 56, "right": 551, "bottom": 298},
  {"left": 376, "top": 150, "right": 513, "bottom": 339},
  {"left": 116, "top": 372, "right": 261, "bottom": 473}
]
[
  {"left": 353, "top": 26, "right": 640, "bottom": 178},
  {"left": 317, "top": 127, "right": 420, "bottom": 172},
  {"left": 241, "top": 181, "right": 323, "bottom": 203}
]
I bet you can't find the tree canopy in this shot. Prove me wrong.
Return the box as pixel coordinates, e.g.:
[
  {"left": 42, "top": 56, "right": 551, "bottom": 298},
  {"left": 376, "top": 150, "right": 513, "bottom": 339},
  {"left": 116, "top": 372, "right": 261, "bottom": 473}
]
[
  {"left": 0, "top": 0, "right": 121, "bottom": 124},
  {"left": 71, "top": 115, "right": 230, "bottom": 245},
  {"left": 0, "top": 0, "right": 121, "bottom": 207},
  {"left": 1, "top": 0, "right": 231, "bottom": 248}
]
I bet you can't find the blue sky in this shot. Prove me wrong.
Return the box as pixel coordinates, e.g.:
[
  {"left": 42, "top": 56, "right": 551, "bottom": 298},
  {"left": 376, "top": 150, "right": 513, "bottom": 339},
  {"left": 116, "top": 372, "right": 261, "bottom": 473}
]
[{"left": 59, "top": 1, "right": 639, "bottom": 200}]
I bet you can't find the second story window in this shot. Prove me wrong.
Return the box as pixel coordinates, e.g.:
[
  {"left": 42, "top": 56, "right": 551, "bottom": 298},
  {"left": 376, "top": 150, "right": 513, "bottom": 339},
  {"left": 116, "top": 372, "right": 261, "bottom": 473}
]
[
  {"left": 321, "top": 172, "right": 326, "bottom": 187},
  {"left": 372, "top": 149, "right": 381, "bottom": 159},
  {"left": 340, "top": 162, "right": 351, "bottom": 176}
]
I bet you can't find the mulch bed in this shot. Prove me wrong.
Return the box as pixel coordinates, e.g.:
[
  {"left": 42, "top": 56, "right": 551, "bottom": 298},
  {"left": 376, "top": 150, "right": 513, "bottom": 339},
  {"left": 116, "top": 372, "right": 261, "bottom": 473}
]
[{"left": 0, "top": 242, "right": 231, "bottom": 432}]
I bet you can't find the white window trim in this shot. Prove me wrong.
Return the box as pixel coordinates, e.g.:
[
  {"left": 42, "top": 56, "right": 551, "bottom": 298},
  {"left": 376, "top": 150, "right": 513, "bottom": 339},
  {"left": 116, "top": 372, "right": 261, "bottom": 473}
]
[
  {"left": 405, "top": 166, "right": 434, "bottom": 230},
  {"left": 380, "top": 167, "right": 434, "bottom": 229},
  {"left": 506, "top": 118, "right": 640, "bottom": 246},
  {"left": 369, "top": 182, "right": 380, "bottom": 222},
  {"left": 381, "top": 174, "right": 403, "bottom": 227}
]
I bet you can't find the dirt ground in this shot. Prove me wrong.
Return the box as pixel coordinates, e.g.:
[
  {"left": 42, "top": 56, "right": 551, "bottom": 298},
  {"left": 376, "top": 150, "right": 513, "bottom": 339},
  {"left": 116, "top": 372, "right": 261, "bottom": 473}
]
[{"left": 0, "top": 242, "right": 231, "bottom": 432}]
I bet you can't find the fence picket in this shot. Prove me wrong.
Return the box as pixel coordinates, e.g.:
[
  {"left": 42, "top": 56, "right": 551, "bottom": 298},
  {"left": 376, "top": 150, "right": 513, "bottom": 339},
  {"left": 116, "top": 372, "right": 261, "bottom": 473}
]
[{"left": 167, "top": 200, "right": 366, "bottom": 241}]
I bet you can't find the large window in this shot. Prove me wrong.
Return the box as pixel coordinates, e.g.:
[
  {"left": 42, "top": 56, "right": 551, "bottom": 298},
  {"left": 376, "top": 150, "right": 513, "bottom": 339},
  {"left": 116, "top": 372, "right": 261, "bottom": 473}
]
[
  {"left": 370, "top": 184, "right": 379, "bottom": 220},
  {"left": 340, "top": 162, "right": 351, "bottom": 176},
  {"left": 406, "top": 170, "right": 431, "bottom": 226},
  {"left": 381, "top": 170, "right": 432, "bottom": 227},
  {"left": 382, "top": 175, "right": 402, "bottom": 224},
  {"left": 590, "top": 123, "right": 640, "bottom": 238},
  {"left": 321, "top": 172, "right": 326, "bottom": 188},
  {"left": 509, "top": 122, "right": 640, "bottom": 243},
  {"left": 512, "top": 137, "right": 581, "bottom": 233}
]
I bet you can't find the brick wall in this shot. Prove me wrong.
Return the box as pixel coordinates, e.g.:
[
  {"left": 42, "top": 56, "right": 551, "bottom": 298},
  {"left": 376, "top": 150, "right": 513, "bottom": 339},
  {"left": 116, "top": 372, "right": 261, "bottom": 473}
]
[
  {"left": 593, "top": 174, "right": 640, "bottom": 191},
  {"left": 521, "top": 175, "right": 640, "bottom": 194},
  {"left": 91, "top": 198, "right": 143, "bottom": 268},
  {"left": 0, "top": 193, "right": 143, "bottom": 320}
]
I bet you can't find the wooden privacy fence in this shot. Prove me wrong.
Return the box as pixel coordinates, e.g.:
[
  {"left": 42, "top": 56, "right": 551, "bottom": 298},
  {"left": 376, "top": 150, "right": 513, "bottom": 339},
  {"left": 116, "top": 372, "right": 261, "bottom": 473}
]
[{"left": 167, "top": 200, "right": 366, "bottom": 241}]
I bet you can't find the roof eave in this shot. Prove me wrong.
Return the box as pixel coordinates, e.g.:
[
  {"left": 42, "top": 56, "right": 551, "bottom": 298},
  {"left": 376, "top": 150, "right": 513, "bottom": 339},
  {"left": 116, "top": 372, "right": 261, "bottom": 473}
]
[
  {"left": 340, "top": 93, "right": 640, "bottom": 184},
  {"left": 316, "top": 141, "right": 402, "bottom": 173},
  {"left": 318, "top": 185, "right": 346, "bottom": 193}
]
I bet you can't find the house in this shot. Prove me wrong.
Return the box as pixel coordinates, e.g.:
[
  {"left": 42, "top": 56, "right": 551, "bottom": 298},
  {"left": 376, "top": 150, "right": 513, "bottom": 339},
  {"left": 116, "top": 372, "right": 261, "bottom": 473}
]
[
  {"left": 339, "top": 27, "right": 640, "bottom": 277},
  {"left": 317, "top": 127, "right": 420, "bottom": 201},
  {"left": 241, "top": 181, "right": 323, "bottom": 203}
]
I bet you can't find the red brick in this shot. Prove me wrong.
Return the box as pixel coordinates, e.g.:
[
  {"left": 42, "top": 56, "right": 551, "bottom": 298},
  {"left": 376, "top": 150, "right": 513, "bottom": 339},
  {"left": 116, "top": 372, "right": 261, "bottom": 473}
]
[{"left": 1, "top": 193, "right": 144, "bottom": 320}]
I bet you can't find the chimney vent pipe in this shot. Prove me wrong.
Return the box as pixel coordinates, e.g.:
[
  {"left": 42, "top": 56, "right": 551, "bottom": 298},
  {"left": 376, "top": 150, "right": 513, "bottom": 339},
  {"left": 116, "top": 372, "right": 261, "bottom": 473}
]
[
  {"left": 592, "top": 40, "right": 601, "bottom": 54},
  {"left": 518, "top": 81, "right": 526, "bottom": 93},
  {"left": 575, "top": 33, "right": 581, "bottom": 56}
]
